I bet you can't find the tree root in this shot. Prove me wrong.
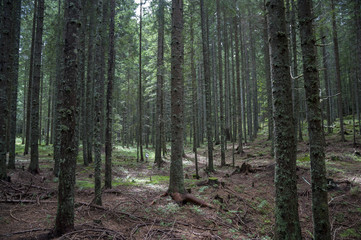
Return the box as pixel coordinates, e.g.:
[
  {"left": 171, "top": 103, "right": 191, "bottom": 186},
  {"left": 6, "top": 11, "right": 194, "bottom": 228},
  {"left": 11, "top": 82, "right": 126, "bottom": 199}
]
[{"left": 170, "top": 192, "right": 214, "bottom": 208}]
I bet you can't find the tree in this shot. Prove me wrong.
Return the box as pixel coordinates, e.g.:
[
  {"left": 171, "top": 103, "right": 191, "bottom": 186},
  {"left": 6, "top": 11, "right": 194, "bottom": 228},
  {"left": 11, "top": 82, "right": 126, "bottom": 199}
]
[
  {"left": 234, "top": 4, "right": 243, "bottom": 154},
  {"left": 28, "top": 0, "right": 45, "bottom": 174},
  {"left": 168, "top": 0, "right": 185, "bottom": 195},
  {"left": 0, "top": 0, "right": 12, "bottom": 180},
  {"left": 54, "top": 0, "right": 81, "bottom": 235},
  {"left": 24, "top": 0, "right": 38, "bottom": 156},
  {"left": 155, "top": 0, "right": 165, "bottom": 168},
  {"left": 217, "top": 0, "right": 226, "bottom": 166},
  {"left": 93, "top": 0, "right": 104, "bottom": 206},
  {"left": 138, "top": 0, "right": 144, "bottom": 162},
  {"left": 297, "top": 0, "right": 331, "bottom": 238},
  {"left": 105, "top": 0, "right": 115, "bottom": 189},
  {"left": 331, "top": 0, "right": 345, "bottom": 141},
  {"left": 267, "top": 0, "right": 302, "bottom": 238},
  {"left": 200, "top": 0, "right": 214, "bottom": 172}
]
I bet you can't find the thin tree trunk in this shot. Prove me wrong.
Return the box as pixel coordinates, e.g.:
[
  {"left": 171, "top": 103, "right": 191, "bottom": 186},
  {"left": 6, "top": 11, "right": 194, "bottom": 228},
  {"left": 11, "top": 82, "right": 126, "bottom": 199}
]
[
  {"left": 217, "top": 0, "right": 225, "bottom": 165},
  {"left": 29, "top": 0, "right": 44, "bottom": 174},
  {"left": 53, "top": 0, "right": 64, "bottom": 176},
  {"left": 24, "top": 0, "right": 38, "bottom": 156},
  {"left": 234, "top": 7, "right": 243, "bottom": 154},
  {"left": 200, "top": 0, "right": 214, "bottom": 172},
  {"left": 138, "top": 0, "right": 144, "bottom": 162},
  {"left": 155, "top": 0, "right": 165, "bottom": 168},
  {"left": 331, "top": 0, "right": 345, "bottom": 141},
  {"left": 320, "top": 27, "right": 332, "bottom": 134},
  {"left": 93, "top": 0, "right": 103, "bottom": 206}
]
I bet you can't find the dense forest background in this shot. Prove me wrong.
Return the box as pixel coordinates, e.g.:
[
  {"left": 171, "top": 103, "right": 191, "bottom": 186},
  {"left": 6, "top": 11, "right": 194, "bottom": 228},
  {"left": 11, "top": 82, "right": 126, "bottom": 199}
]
[{"left": 1, "top": 0, "right": 361, "bottom": 239}]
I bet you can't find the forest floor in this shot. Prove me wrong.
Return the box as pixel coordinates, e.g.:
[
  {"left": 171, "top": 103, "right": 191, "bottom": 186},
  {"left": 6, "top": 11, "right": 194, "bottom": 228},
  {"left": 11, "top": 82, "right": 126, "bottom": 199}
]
[{"left": 1, "top": 125, "right": 361, "bottom": 239}]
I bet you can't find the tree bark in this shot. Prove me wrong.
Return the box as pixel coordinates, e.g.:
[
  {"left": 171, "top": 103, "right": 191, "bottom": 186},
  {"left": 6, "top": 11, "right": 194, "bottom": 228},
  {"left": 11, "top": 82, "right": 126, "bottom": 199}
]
[
  {"left": 29, "top": 0, "right": 45, "bottom": 174},
  {"left": 138, "top": 0, "right": 144, "bottom": 162},
  {"left": 93, "top": 0, "right": 103, "bottom": 206},
  {"left": 267, "top": 0, "right": 302, "bottom": 238},
  {"left": 200, "top": 0, "right": 214, "bottom": 172},
  {"left": 54, "top": 0, "right": 81, "bottom": 235},
  {"left": 168, "top": 0, "right": 185, "bottom": 194},
  {"left": 298, "top": 1, "right": 332, "bottom": 239},
  {"left": 234, "top": 7, "right": 243, "bottom": 154},
  {"left": 331, "top": 0, "right": 345, "bottom": 141},
  {"left": 7, "top": 0, "right": 21, "bottom": 169},
  {"left": 155, "top": 0, "right": 165, "bottom": 168},
  {"left": 217, "top": 0, "right": 226, "bottom": 165},
  {"left": 24, "top": 0, "right": 38, "bottom": 156},
  {"left": 105, "top": 0, "right": 115, "bottom": 189}
]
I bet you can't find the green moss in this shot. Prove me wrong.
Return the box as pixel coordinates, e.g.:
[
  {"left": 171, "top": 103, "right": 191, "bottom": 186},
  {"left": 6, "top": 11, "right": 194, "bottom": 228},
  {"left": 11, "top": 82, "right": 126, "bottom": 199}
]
[
  {"left": 340, "top": 228, "right": 360, "bottom": 238},
  {"left": 147, "top": 175, "right": 169, "bottom": 184},
  {"left": 297, "top": 155, "right": 310, "bottom": 162},
  {"left": 76, "top": 180, "right": 94, "bottom": 189}
]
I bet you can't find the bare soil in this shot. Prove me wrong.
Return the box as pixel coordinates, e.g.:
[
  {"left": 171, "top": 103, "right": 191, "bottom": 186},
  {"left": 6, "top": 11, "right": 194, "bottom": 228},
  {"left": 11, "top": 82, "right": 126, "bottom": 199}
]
[{"left": 1, "top": 133, "right": 361, "bottom": 239}]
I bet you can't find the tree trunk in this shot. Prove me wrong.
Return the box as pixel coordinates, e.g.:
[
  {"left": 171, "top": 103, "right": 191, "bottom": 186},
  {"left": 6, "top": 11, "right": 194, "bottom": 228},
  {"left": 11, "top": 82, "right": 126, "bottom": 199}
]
[
  {"left": 217, "top": 0, "right": 226, "bottom": 165},
  {"left": 105, "top": 0, "right": 115, "bottom": 189},
  {"left": 331, "top": 0, "right": 345, "bottom": 141},
  {"left": 297, "top": 0, "right": 332, "bottom": 238},
  {"left": 93, "top": 0, "right": 103, "bottom": 206},
  {"left": 168, "top": 0, "right": 185, "bottom": 194},
  {"left": 320, "top": 26, "right": 332, "bottom": 134},
  {"left": 138, "top": 0, "right": 144, "bottom": 162},
  {"left": 53, "top": 0, "right": 64, "bottom": 176},
  {"left": 267, "top": 0, "right": 302, "bottom": 238},
  {"left": 7, "top": 0, "right": 21, "bottom": 169},
  {"left": 24, "top": 0, "right": 38, "bottom": 156},
  {"left": 200, "top": 0, "right": 214, "bottom": 172},
  {"left": 54, "top": 0, "right": 81, "bottom": 235},
  {"left": 29, "top": 0, "right": 44, "bottom": 174},
  {"left": 234, "top": 7, "right": 243, "bottom": 154},
  {"left": 263, "top": 11, "right": 274, "bottom": 156},
  {"left": 155, "top": 0, "right": 165, "bottom": 168}
]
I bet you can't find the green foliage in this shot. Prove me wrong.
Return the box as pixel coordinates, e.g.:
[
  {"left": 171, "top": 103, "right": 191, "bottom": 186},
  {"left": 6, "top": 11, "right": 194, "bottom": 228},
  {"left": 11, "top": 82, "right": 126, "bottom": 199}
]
[
  {"left": 76, "top": 180, "right": 94, "bottom": 189},
  {"left": 297, "top": 154, "right": 310, "bottom": 162},
  {"left": 340, "top": 228, "right": 360, "bottom": 238}
]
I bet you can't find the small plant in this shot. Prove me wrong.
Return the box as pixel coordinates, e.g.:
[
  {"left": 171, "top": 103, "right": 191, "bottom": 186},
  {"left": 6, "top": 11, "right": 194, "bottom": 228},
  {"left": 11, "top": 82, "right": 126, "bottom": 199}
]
[
  {"left": 340, "top": 228, "right": 360, "bottom": 238},
  {"left": 350, "top": 186, "right": 360, "bottom": 196}
]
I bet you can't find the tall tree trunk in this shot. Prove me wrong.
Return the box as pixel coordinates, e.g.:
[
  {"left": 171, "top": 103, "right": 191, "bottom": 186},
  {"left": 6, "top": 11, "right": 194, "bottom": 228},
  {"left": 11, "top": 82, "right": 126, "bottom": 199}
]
[
  {"left": 105, "top": 0, "right": 115, "bottom": 189},
  {"left": 24, "top": 0, "right": 38, "bottom": 156},
  {"left": 190, "top": 2, "right": 199, "bottom": 178},
  {"left": 356, "top": 0, "right": 361, "bottom": 135},
  {"left": 248, "top": 7, "right": 258, "bottom": 139},
  {"left": 93, "top": 0, "right": 103, "bottom": 206},
  {"left": 29, "top": 0, "right": 45, "bottom": 174},
  {"left": 267, "top": 0, "right": 302, "bottom": 238},
  {"left": 263, "top": 10, "right": 274, "bottom": 156},
  {"left": 200, "top": 0, "right": 214, "bottom": 172},
  {"left": 320, "top": 27, "right": 332, "bottom": 134},
  {"left": 7, "top": 0, "right": 21, "bottom": 169},
  {"left": 298, "top": 0, "right": 331, "bottom": 238},
  {"left": 155, "top": 0, "right": 165, "bottom": 168},
  {"left": 79, "top": 0, "right": 87, "bottom": 164},
  {"left": 217, "top": 0, "right": 226, "bottom": 165},
  {"left": 234, "top": 8, "right": 243, "bottom": 154},
  {"left": 54, "top": 0, "right": 81, "bottom": 235},
  {"left": 0, "top": 0, "right": 11, "bottom": 179},
  {"left": 138, "top": 0, "right": 144, "bottom": 162},
  {"left": 331, "top": 0, "right": 345, "bottom": 141},
  {"left": 53, "top": 0, "right": 64, "bottom": 176},
  {"left": 168, "top": 0, "right": 185, "bottom": 194},
  {"left": 45, "top": 76, "right": 52, "bottom": 146},
  {"left": 291, "top": 0, "right": 303, "bottom": 141},
  {"left": 85, "top": 0, "right": 96, "bottom": 165}
]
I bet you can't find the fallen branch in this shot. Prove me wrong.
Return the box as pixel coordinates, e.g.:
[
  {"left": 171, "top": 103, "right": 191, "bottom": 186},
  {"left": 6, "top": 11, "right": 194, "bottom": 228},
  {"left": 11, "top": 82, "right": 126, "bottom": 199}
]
[{"left": 0, "top": 199, "right": 57, "bottom": 204}]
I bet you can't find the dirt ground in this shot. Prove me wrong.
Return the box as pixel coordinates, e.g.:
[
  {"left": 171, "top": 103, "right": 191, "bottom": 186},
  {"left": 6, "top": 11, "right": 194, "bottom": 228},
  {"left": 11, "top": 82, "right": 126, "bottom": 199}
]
[{"left": 1, "top": 132, "right": 361, "bottom": 239}]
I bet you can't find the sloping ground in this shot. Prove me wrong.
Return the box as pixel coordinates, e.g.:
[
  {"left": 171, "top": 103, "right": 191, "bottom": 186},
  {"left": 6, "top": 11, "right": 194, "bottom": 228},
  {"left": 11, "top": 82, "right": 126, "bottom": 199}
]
[{"left": 0, "top": 134, "right": 361, "bottom": 239}]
